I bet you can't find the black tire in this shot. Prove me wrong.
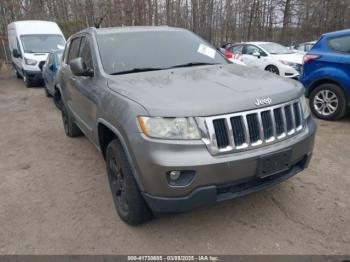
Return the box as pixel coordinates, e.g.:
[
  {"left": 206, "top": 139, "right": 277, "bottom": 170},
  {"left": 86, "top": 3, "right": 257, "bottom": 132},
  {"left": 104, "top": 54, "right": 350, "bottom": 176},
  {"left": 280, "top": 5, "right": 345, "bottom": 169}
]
[
  {"left": 61, "top": 103, "right": 83, "bottom": 137},
  {"left": 265, "top": 65, "right": 280, "bottom": 75},
  {"left": 309, "top": 83, "right": 347, "bottom": 121},
  {"left": 44, "top": 83, "right": 52, "bottom": 97},
  {"left": 23, "top": 75, "right": 33, "bottom": 88},
  {"left": 106, "top": 139, "right": 153, "bottom": 225},
  {"left": 16, "top": 70, "right": 22, "bottom": 79},
  {"left": 53, "top": 90, "right": 63, "bottom": 111}
]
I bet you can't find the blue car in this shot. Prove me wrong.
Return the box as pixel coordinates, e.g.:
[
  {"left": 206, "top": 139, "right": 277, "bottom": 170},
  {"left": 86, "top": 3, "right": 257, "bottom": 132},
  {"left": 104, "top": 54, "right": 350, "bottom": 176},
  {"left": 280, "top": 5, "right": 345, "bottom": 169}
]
[
  {"left": 42, "top": 50, "right": 63, "bottom": 98},
  {"left": 301, "top": 29, "right": 350, "bottom": 120}
]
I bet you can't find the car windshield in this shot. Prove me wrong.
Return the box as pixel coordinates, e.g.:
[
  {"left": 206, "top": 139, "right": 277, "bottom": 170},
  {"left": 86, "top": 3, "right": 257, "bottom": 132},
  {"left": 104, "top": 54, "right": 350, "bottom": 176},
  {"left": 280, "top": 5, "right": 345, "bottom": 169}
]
[
  {"left": 20, "top": 35, "right": 65, "bottom": 53},
  {"left": 259, "top": 42, "right": 292, "bottom": 54},
  {"left": 96, "top": 30, "right": 228, "bottom": 75}
]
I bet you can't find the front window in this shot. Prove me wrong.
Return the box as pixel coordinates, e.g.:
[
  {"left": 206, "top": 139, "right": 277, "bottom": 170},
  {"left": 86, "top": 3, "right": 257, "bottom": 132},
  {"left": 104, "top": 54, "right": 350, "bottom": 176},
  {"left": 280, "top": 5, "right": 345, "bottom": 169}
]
[
  {"left": 20, "top": 34, "right": 65, "bottom": 53},
  {"left": 259, "top": 42, "right": 292, "bottom": 54},
  {"left": 96, "top": 30, "right": 228, "bottom": 75}
]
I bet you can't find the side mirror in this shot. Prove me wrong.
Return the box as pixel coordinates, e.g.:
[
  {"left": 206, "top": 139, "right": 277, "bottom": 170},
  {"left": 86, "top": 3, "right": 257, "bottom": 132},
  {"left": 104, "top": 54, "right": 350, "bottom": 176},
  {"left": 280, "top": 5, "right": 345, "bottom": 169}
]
[
  {"left": 69, "top": 57, "right": 93, "bottom": 77},
  {"left": 39, "top": 62, "right": 46, "bottom": 71},
  {"left": 12, "top": 49, "right": 21, "bottom": 58},
  {"left": 49, "top": 64, "right": 55, "bottom": 72},
  {"left": 252, "top": 51, "right": 261, "bottom": 58}
]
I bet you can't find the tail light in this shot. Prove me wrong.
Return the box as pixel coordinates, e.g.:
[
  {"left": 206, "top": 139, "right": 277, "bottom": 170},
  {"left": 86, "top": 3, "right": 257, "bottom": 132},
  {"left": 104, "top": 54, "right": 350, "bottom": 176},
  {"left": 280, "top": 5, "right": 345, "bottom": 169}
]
[
  {"left": 303, "top": 54, "right": 320, "bottom": 64},
  {"left": 225, "top": 51, "right": 233, "bottom": 59}
]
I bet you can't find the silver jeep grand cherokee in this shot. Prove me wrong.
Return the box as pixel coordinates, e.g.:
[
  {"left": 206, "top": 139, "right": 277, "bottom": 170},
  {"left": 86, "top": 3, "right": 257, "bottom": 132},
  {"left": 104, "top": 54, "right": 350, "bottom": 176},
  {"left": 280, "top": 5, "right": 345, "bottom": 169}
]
[{"left": 57, "top": 26, "right": 316, "bottom": 225}]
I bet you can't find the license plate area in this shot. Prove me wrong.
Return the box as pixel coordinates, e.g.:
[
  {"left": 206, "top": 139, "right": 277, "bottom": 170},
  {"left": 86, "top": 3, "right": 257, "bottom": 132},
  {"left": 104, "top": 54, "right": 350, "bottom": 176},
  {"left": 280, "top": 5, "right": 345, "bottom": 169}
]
[{"left": 258, "top": 149, "right": 292, "bottom": 178}]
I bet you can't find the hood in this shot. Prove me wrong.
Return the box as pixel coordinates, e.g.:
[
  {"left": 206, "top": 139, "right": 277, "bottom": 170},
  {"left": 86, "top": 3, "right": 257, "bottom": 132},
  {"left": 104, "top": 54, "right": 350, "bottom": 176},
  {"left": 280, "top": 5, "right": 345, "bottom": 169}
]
[
  {"left": 107, "top": 64, "right": 304, "bottom": 117},
  {"left": 24, "top": 53, "right": 49, "bottom": 61},
  {"left": 271, "top": 53, "right": 303, "bottom": 64}
]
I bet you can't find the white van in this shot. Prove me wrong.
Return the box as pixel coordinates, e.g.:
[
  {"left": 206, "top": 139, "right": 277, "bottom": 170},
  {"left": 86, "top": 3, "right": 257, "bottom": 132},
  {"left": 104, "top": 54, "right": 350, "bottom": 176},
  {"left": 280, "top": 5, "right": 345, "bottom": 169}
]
[{"left": 7, "top": 20, "right": 65, "bottom": 87}]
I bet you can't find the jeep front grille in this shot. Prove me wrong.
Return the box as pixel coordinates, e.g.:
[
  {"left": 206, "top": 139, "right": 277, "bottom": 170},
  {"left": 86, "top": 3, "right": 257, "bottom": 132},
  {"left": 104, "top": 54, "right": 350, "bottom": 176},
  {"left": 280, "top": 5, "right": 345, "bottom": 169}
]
[{"left": 198, "top": 99, "right": 304, "bottom": 155}]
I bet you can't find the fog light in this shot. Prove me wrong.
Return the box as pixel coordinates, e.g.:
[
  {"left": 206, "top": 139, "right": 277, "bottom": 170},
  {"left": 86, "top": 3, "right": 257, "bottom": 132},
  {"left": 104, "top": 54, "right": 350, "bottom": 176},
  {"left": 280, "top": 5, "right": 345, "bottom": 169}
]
[
  {"left": 169, "top": 170, "right": 181, "bottom": 181},
  {"left": 166, "top": 170, "right": 196, "bottom": 186}
]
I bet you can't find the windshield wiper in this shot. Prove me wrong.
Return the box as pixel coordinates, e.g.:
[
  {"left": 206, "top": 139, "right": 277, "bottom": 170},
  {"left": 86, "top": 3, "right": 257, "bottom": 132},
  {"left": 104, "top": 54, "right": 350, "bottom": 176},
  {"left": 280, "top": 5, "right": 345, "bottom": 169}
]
[
  {"left": 110, "top": 67, "right": 163, "bottom": 75},
  {"left": 168, "top": 62, "right": 219, "bottom": 69}
]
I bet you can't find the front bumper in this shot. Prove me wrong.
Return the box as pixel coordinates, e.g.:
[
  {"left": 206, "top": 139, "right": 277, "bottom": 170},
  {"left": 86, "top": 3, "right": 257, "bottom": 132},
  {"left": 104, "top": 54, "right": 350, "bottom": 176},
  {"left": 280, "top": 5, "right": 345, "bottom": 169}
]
[
  {"left": 130, "top": 117, "right": 316, "bottom": 213},
  {"left": 23, "top": 70, "right": 43, "bottom": 84}
]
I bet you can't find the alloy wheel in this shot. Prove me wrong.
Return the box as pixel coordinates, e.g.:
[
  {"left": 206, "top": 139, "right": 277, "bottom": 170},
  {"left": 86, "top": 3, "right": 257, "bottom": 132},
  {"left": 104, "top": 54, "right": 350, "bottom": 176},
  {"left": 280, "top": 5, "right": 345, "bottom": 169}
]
[
  {"left": 313, "top": 89, "right": 339, "bottom": 116},
  {"left": 109, "top": 157, "right": 128, "bottom": 214}
]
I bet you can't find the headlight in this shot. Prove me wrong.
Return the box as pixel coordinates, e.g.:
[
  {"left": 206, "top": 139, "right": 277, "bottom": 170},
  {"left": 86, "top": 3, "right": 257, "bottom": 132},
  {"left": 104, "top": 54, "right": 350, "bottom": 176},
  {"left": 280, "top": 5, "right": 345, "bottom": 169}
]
[
  {"left": 24, "top": 58, "right": 37, "bottom": 66},
  {"left": 138, "top": 117, "right": 201, "bottom": 140},
  {"left": 300, "top": 95, "right": 310, "bottom": 119},
  {"left": 280, "top": 60, "right": 296, "bottom": 67}
]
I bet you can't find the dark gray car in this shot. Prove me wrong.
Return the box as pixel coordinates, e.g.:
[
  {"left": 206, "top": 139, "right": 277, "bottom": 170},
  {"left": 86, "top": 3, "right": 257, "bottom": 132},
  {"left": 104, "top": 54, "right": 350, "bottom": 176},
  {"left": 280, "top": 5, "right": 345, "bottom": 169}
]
[{"left": 57, "top": 27, "right": 316, "bottom": 225}]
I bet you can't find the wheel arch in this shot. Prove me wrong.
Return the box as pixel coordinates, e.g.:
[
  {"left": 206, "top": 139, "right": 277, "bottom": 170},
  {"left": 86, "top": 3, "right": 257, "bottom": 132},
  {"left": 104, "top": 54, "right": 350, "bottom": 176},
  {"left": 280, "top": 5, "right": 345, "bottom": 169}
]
[
  {"left": 97, "top": 119, "right": 144, "bottom": 191},
  {"left": 306, "top": 77, "right": 350, "bottom": 106}
]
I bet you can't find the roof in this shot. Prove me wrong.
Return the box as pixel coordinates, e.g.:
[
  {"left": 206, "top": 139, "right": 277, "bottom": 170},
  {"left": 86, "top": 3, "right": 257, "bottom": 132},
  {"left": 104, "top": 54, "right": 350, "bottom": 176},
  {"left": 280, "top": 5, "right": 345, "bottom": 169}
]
[
  {"left": 8, "top": 20, "right": 63, "bottom": 36},
  {"left": 75, "top": 26, "right": 187, "bottom": 36},
  {"left": 322, "top": 28, "right": 350, "bottom": 38}
]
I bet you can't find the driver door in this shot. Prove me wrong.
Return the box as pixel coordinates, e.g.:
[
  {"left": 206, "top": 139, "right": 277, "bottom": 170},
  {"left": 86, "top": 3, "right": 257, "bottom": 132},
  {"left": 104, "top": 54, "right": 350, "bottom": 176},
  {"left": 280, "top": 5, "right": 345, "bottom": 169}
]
[{"left": 68, "top": 36, "right": 98, "bottom": 137}]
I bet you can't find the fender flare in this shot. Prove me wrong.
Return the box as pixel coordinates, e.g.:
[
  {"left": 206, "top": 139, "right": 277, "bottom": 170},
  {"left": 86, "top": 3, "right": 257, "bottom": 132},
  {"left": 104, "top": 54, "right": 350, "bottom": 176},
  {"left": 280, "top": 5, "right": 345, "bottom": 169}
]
[
  {"left": 96, "top": 118, "right": 145, "bottom": 192},
  {"left": 306, "top": 77, "right": 350, "bottom": 105}
]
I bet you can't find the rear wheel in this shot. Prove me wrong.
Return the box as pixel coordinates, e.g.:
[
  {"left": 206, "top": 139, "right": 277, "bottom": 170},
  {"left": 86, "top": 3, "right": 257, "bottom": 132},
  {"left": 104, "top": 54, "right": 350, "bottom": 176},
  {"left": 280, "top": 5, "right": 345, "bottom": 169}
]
[
  {"left": 106, "top": 139, "right": 153, "bottom": 225},
  {"left": 61, "top": 103, "right": 83, "bottom": 137},
  {"left": 309, "top": 83, "right": 347, "bottom": 121},
  {"left": 265, "top": 65, "right": 280, "bottom": 75},
  {"left": 44, "top": 83, "right": 52, "bottom": 97}
]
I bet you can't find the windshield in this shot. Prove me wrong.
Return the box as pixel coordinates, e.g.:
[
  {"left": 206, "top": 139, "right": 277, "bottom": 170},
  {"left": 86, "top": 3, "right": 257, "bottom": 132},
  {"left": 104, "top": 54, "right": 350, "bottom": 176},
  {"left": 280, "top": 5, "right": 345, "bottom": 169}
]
[
  {"left": 96, "top": 30, "right": 228, "bottom": 75},
  {"left": 20, "top": 35, "right": 65, "bottom": 53},
  {"left": 259, "top": 42, "right": 292, "bottom": 54}
]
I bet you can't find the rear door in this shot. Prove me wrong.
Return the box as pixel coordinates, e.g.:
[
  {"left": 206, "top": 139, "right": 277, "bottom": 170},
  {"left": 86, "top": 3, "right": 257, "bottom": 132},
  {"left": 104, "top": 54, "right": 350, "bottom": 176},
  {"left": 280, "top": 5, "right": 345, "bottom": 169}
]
[{"left": 327, "top": 35, "right": 350, "bottom": 73}]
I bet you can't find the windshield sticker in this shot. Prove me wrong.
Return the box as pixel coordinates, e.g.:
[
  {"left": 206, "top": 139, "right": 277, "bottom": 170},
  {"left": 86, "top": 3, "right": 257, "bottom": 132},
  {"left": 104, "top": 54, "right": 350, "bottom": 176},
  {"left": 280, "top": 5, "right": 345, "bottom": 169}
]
[
  {"left": 57, "top": 44, "right": 65, "bottom": 50},
  {"left": 197, "top": 44, "right": 216, "bottom": 59}
]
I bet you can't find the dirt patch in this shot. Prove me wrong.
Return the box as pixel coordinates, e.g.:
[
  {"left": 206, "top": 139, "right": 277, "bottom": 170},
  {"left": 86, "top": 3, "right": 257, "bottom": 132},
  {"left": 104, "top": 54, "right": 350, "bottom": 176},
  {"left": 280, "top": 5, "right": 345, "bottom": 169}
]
[{"left": 0, "top": 62, "right": 13, "bottom": 78}]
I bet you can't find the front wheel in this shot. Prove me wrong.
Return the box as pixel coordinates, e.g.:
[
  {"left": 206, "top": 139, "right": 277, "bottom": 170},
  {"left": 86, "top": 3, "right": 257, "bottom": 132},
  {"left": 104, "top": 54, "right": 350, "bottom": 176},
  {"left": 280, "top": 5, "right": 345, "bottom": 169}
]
[
  {"left": 16, "top": 70, "right": 22, "bottom": 79},
  {"left": 106, "top": 139, "right": 153, "bottom": 225},
  {"left": 23, "top": 75, "right": 32, "bottom": 88},
  {"left": 265, "top": 65, "right": 280, "bottom": 75},
  {"left": 309, "top": 83, "right": 347, "bottom": 121}
]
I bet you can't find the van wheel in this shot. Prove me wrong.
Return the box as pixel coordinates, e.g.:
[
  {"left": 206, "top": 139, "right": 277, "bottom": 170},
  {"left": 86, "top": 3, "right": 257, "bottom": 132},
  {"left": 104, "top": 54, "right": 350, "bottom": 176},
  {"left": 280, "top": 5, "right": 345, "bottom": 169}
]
[
  {"left": 61, "top": 103, "right": 83, "bottom": 137},
  {"left": 309, "top": 83, "right": 347, "bottom": 121},
  {"left": 265, "top": 65, "right": 279, "bottom": 75},
  {"left": 23, "top": 75, "right": 32, "bottom": 88},
  {"left": 106, "top": 139, "right": 153, "bottom": 225},
  {"left": 16, "top": 70, "right": 22, "bottom": 79}
]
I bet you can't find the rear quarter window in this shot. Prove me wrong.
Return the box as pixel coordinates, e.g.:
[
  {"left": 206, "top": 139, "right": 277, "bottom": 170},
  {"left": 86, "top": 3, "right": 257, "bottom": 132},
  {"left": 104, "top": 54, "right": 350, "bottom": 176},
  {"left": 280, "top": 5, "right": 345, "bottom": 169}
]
[{"left": 328, "top": 35, "right": 350, "bottom": 53}]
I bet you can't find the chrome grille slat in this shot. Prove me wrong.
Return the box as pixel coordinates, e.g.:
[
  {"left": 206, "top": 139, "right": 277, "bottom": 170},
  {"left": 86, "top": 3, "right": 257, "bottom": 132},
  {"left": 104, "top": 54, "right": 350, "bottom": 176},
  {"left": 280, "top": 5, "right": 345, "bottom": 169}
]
[{"left": 199, "top": 98, "right": 305, "bottom": 155}]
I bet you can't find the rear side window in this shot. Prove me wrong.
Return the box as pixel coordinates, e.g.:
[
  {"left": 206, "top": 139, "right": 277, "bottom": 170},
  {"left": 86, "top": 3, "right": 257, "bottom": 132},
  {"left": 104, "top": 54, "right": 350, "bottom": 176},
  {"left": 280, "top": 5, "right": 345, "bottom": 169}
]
[
  {"left": 328, "top": 35, "right": 350, "bottom": 53},
  {"left": 230, "top": 45, "right": 243, "bottom": 54},
  {"left": 67, "top": 37, "right": 81, "bottom": 63}
]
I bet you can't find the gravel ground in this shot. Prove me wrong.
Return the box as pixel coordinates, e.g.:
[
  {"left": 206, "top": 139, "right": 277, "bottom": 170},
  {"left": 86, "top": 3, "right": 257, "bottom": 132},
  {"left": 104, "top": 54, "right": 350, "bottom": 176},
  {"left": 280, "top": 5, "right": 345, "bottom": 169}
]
[{"left": 0, "top": 74, "right": 349, "bottom": 255}]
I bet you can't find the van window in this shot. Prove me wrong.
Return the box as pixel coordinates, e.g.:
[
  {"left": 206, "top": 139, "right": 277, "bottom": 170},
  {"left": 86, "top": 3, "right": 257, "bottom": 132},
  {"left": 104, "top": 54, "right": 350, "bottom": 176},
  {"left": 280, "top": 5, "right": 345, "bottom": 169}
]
[
  {"left": 67, "top": 37, "right": 81, "bottom": 63},
  {"left": 79, "top": 37, "right": 94, "bottom": 70},
  {"left": 328, "top": 35, "right": 350, "bottom": 53},
  {"left": 20, "top": 34, "right": 65, "bottom": 53}
]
